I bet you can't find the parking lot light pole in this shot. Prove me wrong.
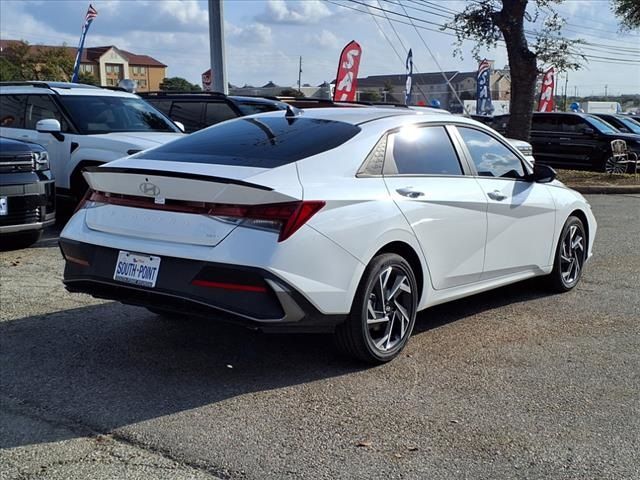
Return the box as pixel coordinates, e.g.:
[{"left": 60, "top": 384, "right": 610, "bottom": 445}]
[{"left": 208, "top": 0, "right": 228, "bottom": 94}]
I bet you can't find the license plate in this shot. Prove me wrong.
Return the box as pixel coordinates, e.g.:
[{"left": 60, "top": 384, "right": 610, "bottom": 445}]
[
  {"left": 113, "top": 251, "right": 161, "bottom": 288},
  {"left": 0, "top": 197, "right": 7, "bottom": 216}
]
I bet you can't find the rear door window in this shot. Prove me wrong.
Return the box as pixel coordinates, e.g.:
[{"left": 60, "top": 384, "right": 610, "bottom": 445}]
[
  {"left": 146, "top": 99, "right": 172, "bottom": 116},
  {"left": 136, "top": 116, "right": 361, "bottom": 168},
  {"left": 0, "top": 94, "right": 27, "bottom": 129},
  {"left": 531, "top": 115, "right": 559, "bottom": 132},
  {"left": 169, "top": 101, "right": 204, "bottom": 132},
  {"left": 204, "top": 102, "right": 238, "bottom": 126},
  {"left": 388, "top": 126, "right": 462, "bottom": 175}
]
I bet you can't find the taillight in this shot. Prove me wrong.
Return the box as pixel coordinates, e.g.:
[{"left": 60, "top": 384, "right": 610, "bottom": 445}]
[
  {"left": 77, "top": 191, "right": 325, "bottom": 242},
  {"left": 74, "top": 188, "right": 94, "bottom": 214}
]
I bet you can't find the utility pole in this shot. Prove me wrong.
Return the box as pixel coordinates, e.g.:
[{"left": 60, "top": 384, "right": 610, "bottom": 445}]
[
  {"left": 605, "top": 84, "right": 608, "bottom": 98},
  {"left": 208, "top": 0, "right": 227, "bottom": 94},
  {"left": 563, "top": 72, "right": 569, "bottom": 111},
  {"left": 298, "top": 56, "right": 302, "bottom": 94}
]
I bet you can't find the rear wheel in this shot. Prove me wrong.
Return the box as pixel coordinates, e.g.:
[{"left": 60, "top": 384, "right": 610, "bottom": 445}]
[
  {"left": 545, "top": 216, "right": 587, "bottom": 292},
  {"left": 334, "top": 253, "right": 418, "bottom": 364}
]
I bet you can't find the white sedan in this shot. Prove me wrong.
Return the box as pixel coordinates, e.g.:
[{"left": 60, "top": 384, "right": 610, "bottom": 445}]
[{"left": 60, "top": 107, "right": 596, "bottom": 363}]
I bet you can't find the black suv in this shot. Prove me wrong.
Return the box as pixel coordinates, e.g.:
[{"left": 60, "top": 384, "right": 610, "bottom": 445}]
[
  {"left": 138, "top": 92, "right": 288, "bottom": 133},
  {"left": 0, "top": 137, "right": 55, "bottom": 248},
  {"left": 485, "top": 112, "right": 640, "bottom": 171},
  {"left": 592, "top": 113, "right": 640, "bottom": 135}
]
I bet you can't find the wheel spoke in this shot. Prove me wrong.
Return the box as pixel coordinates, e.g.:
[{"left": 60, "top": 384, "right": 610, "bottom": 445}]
[{"left": 386, "top": 274, "right": 410, "bottom": 302}]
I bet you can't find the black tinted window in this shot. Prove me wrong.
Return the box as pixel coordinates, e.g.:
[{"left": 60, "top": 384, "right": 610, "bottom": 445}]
[
  {"left": 169, "top": 102, "right": 203, "bottom": 132},
  {"left": 137, "top": 116, "right": 361, "bottom": 168},
  {"left": 390, "top": 126, "right": 462, "bottom": 175},
  {"left": 561, "top": 116, "right": 591, "bottom": 133},
  {"left": 236, "top": 102, "right": 282, "bottom": 115},
  {"left": 458, "top": 127, "right": 525, "bottom": 179},
  {"left": 146, "top": 99, "right": 172, "bottom": 116},
  {"left": 531, "top": 115, "right": 559, "bottom": 132},
  {"left": 205, "top": 102, "right": 237, "bottom": 126},
  {"left": 0, "top": 94, "right": 26, "bottom": 128},
  {"left": 26, "top": 95, "right": 68, "bottom": 131}
]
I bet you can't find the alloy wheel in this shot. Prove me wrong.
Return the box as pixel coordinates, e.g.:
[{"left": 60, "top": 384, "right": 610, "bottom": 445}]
[
  {"left": 605, "top": 157, "right": 627, "bottom": 174},
  {"left": 365, "top": 265, "right": 414, "bottom": 353},
  {"left": 560, "top": 224, "right": 585, "bottom": 286}
]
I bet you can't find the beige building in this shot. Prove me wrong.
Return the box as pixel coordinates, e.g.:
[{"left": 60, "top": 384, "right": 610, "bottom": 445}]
[{"left": 0, "top": 40, "right": 167, "bottom": 92}]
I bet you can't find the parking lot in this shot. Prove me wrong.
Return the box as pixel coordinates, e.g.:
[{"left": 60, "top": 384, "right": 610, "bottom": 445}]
[{"left": 1, "top": 194, "right": 639, "bottom": 480}]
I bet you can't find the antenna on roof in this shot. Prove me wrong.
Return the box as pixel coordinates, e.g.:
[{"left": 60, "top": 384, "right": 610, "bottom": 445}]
[{"left": 285, "top": 104, "right": 302, "bottom": 118}]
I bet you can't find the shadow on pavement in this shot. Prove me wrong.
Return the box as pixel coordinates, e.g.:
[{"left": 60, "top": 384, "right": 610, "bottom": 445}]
[{"left": 0, "top": 278, "right": 554, "bottom": 450}]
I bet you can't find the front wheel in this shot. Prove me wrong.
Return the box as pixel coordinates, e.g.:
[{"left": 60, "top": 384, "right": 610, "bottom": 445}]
[
  {"left": 545, "top": 216, "right": 587, "bottom": 292},
  {"left": 334, "top": 253, "right": 418, "bottom": 364}
]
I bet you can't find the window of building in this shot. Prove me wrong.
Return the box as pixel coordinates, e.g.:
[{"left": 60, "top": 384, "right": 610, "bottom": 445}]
[
  {"left": 0, "top": 94, "right": 27, "bottom": 128},
  {"left": 133, "top": 66, "right": 139, "bottom": 74},
  {"left": 388, "top": 126, "right": 463, "bottom": 175},
  {"left": 106, "top": 65, "right": 113, "bottom": 73},
  {"left": 140, "top": 67, "right": 146, "bottom": 74},
  {"left": 457, "top": 127, "right": 525, "bottom": 179},
  {"left": 138, "top": 80, "right": 147, "bottom": 88}
]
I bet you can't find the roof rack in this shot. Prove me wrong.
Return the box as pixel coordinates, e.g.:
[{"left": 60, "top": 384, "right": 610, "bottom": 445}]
[
  {"left": 138, "top": 90, "right": 228, "bottom": 97},
  {"left": 0, "top": 81, "right": 100, "bottom": 91}
]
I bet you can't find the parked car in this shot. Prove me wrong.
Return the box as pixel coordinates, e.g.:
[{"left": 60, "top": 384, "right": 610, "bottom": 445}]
[
  {"left": 60, "top": 107, "right": 596, "bottom": 363},
  {"left": 0, "top": 137, "right": 55, "bottom": 248},
  {"left": 0, "top": 82, "right": 184, "bottom": 201},
  {"left": 592, "top": 113, "right": 640, "bottom": 135},
  {"left": 139, "top": 91, "right": 288, "bottom": 133}
]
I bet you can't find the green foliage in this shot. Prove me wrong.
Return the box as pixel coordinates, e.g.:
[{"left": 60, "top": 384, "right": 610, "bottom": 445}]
[
  {"left": 0, "top": 40, "right": 74, "bottom": 81},
  {"left": 611, "top": 0, "right": 640, "bottom": 30},
  {"left": 360, "top": 91, "right": 382, "bottom": 102},
  {"left": 77, "top": 71, "right": 100, "bottom": 86},
  {"left": 279, "top": 88, "right": 305, "bottom": 97},
  {"left": 383, "top": 80, "right": 394, "bottom": 92},
  {"left": 160, "top": 77, "right": 202, "bottom": 91}
]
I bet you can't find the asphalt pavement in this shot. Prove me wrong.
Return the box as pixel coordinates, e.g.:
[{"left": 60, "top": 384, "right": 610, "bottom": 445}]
[{"left": 1, "top": 194, "right": 639, "bottom": 480}]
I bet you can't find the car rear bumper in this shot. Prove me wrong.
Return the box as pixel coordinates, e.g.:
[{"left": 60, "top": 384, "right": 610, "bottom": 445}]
[{"left": 60, "top": 238, "right": 346, "bottom": 332}]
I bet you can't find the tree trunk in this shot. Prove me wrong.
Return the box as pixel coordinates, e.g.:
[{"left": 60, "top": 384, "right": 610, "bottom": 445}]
[{"left": 496, "top": 0, "right": 538, "bottom": 141}]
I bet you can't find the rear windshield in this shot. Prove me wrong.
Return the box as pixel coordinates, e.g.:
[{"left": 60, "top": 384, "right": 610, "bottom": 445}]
[{"left": 136, "top": 116, "right": 361, "bottom": 167}]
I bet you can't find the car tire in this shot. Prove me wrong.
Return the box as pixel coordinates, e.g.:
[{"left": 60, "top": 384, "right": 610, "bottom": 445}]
[
  {"left": 545, "top": 216, "right": 587, "bottom": 293},
  {"left": 334, "top": 253, "right": 418, "bottom": 364},
  {"left": 0, "top": 230, "right": 42, "bottom": 250}
]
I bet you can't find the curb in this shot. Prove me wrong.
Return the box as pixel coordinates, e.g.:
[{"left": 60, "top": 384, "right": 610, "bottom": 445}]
[{"left": 568, "top": 185, "right": 640, "bottom": 195}]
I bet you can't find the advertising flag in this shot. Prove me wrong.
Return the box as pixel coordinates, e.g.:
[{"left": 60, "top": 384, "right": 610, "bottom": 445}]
[
  {"left": 333, "top": 40, "right": 362, "bottom": 102},
  {"left": 405, "top": 48, "right": 413, "bottom": 105},
  {"left": 71, "top": 4, "right": 98, "bottom": 83},
  {"left": 476, "top": 59, "right": 493, "bottom": 115},
  {"left": 538, "top": 67, "right": 555, "bottom": 112}
]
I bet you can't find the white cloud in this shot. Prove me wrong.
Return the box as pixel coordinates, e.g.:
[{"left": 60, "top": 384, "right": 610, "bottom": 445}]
[
  {"left": 305, "top": 29, "right": 340, "bottom": 49},
  {"left": 226, "top": 22, "right": 273, "bottom": 44},
  {"left": 259, "top": 0, "right": 331, "bottom": 25}
]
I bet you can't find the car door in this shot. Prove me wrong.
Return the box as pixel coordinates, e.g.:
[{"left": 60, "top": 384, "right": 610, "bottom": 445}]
[
  {"left": 383, "top": 124, "right": 488, "bottom": 290},
  {"left": 556, "top": 115, "right": 600, "bottom": 168},
  {"left": 454, "top": 126, "right": 556, "bottom": 280},
  {"left": 530, "top": 114, "right": 562, "bottom": 166},
  {"left": 23, "top": 94, "right": 74, "bottom": 186}
]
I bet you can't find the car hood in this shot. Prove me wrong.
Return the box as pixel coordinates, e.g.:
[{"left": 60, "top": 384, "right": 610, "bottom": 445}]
[{"left": 93, "top": 132, "right": 185, "bottom": 150}]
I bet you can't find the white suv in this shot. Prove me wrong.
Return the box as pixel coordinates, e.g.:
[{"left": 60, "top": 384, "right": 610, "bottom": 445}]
[{"left": 0, "top": 82, "right": 184, "bottom": 200}]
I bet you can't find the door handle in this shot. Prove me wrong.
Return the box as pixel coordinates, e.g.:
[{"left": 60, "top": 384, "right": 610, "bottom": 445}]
[
  {"left": 487, "top": 190, "right": 507, "bottom": 201},
  {"left": 559, "top": 137, "right": 571, "bottom": 141},
  {"left": 396, "top": 187, "right": 424, "bottom": 199}
]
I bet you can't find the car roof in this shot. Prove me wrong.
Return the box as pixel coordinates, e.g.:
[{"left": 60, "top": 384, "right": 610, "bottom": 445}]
[
  {"left": 258, "top": 106, "right": 450, "bottom": 125},
  {"left": 0, "top": 82, "right": 139, "bottom": 98}
]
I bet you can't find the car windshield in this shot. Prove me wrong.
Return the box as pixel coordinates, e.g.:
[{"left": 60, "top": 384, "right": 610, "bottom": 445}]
[
  {"left": 58, "top": 95, "right": 178, "bottom": 134},
  {"left": 585, "top": 115, "right": 617, "bottom": 134},
  {"left": 136, "top": 115, "right": 361, "bottom": 167},
  {"left": 618, "top": 117, "right": 640, "bottom": 134}
]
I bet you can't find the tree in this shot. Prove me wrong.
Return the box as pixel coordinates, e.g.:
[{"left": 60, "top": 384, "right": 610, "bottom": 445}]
[
  {"left": 360, "top": 91, "right": 382, "bottom": 102},
  {"left": 160, "top": 77, "right": 202, "bottom": 91},
  {"left": 447, "top": 1, "right": 582, "bottom": 140},
  {"left": 0, "top": 57, "right": 21, "bottom": 81},
  {"left": 612, "top": 0, "right": 640, "bottom": 30},
  {"left": 0, "top": 40, "right": 74, "bottom": 81},
  {"left": 77, "top": 71, "right": 100, "bottom": 86}
]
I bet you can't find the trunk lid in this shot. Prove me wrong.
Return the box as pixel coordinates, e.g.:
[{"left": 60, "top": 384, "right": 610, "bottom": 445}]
[{"left": 81, "top": 160, "right": 302, "bottom": 246}]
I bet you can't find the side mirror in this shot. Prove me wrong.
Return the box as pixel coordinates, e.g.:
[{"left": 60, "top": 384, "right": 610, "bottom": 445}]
[
  {"left": 36, "top": 118, "right": 64, "bottom": 141},
  {"left": 582, "top": 127, "right": 595, "bottom": 135},
  {"left": 173, "top": 121, "right": 186, "bottom": 133},
  {"left": 530, "top": 164, "right": 556, "bottom": 184}
]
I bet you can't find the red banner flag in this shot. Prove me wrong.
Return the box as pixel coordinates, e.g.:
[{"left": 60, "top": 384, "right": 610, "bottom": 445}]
[
  {"left": 538, "top": 67, "right": 555, "bottom": 112},
  {"left": 333, "top": 40, "right": 362, "bottom": 102}
]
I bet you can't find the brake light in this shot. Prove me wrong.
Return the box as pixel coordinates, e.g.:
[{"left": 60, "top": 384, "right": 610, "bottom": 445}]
[{"left": 79, "top": 191, "right": 325, "bottom": 242}]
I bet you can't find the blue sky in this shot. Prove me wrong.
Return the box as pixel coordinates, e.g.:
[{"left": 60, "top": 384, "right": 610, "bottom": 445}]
[{"left": 1, "top": 0, "right": 638, "bottom": 95}]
